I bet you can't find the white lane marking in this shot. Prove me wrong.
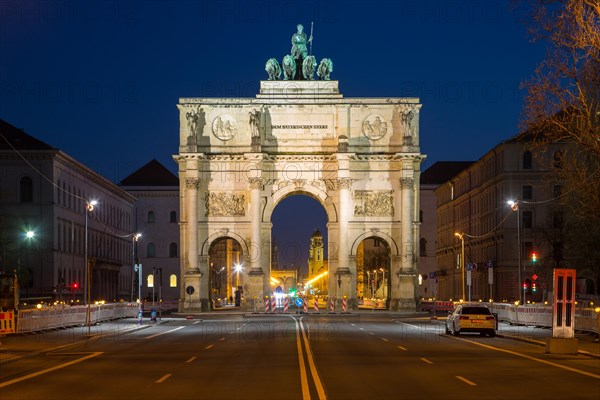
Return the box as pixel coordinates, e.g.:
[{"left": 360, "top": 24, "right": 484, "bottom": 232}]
[
  {"left": 351, "top": 323, "right": 355, "bottom": 326},
  {"left": 454, "top": 336, "right": 600, "bottom": 380},
  {"left": 398, "top": 346, "right": 407, "bottom": 351},
  {"left": 145, "top": 326, "right": 185, "bottom": 339},
  {"left": 186, "top": 356, "right": 197, "bottom": 363},
  {"left": 219, "top": 337, "right": 225, "bottom": 341},
  {"left": 205, "top": 344, "right": 213, "bottom": 350},
  {"left": 0, "top": 352, "right": 103, "bottom": 388},
  {"left": 397, "top": 321, "right": 420, "bottom": 329},
  {"left": 155, "top": 373, "right": 172, "bottom": 383},
  {"left": 382, "top": 338, "right": 389, "bottom": 342},
  {"left": 420, "top": 357, "right": 433, "bottom": 365},
  {"left": 193, "top": 321, "right": 200, "bottom": 325},
  {"left": 299, "top": 317, "right": 327, "bottom": 399},
  {"left": 359, "top": 327, "right": 364, "bottom": 331},
  {"left": 369, "top": 332, "right": 375, "bottom": 335},
  {"left": 456, "top": 375, "right": 477, "bottom": 386}
]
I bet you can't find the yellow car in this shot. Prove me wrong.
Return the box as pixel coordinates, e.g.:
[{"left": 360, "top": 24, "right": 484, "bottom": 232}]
[{"left": 446, "top": 304, "right": 496, "bottom": 337}]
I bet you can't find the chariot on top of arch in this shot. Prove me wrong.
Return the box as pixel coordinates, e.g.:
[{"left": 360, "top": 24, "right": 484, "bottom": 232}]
[{"left": 265, "top": 23, "right": 333, "bottom": 82}]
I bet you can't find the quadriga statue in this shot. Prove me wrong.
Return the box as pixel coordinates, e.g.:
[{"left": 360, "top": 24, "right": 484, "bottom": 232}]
[
  {"left": 317, "top": 58, "right": 333, "bottom": 80},
  {"left": 282, "top": 54, "right": 296, "bottom": 80},
  {"left": 302, "top": 55, "right": 317, "bottom": 80},
  {"left": 265, "top": 58, "right": 281, "bottom": 80}
]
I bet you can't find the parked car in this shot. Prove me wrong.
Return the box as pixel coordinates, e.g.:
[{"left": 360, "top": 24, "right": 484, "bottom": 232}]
[{"left": 446, "top": 304, "right": 496, "bottom": 337}]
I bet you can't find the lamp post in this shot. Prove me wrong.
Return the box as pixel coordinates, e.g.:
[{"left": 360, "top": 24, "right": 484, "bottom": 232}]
[
  {"left": 84, "top": 199, "right": 97, "bottom": 335},
  {"left": 508, "top": 200, "right": 522, "bottom": 304},
  {"left": 454, "top": 232, "right": 465, "bottom": 301},
  {"left": 130, "top": 233, "right": 141, "bottom": 302}
]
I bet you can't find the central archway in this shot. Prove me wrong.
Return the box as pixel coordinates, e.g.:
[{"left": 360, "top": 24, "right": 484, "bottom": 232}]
[{"left": 270, "top": 193, "right": 329, "bottom": 305}]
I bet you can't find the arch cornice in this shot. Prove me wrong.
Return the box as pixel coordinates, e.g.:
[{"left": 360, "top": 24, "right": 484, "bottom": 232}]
[
  {"left": 200, "top": 229, "right": 250, "bottom": 257},
  {"left": 264, "top": 183, "right": 338, "bottom": 223},
  {"left": 350, "top": 229, "right": 399, "bottom": 256}
]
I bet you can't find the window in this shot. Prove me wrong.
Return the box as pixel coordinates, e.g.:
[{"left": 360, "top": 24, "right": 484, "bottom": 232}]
[
  {"left": 147, "top": 211, "right": 156, "bottom": 223},
  {"left": 523, "top": 151, "right": 532, "bottom": 169},
  {"left": 169, "top": 242, "right": 178, "bottom": 258},
  {"left": 553, "top": 151, "right": 563, "bottom": 169},
  {"left": 419, "top": 238, "right": 427, "bottom": 257},
  {"left": 147, "top": 274, "right": 154, "bottom": 288},
  {"left": 170, "top": 274, "right": 177, "bottom": 288},
  {"left": 553, "top": 185, "right": 562, "bottom": 199},
  {"left": 522, "top": 185, "right": 533, "bottom": 200},
  {"left": 147, "top": 243, "right": 156, "bottom": 258},
  {"left": 20, "top": 176, "right": 33, "bottom": 202},
  {"left": 552, "top": 211, "right": 563, "bottom": 229},
  {"left": 522, "top": 211, "right": 533, "bottom": 229},
  {"left": 419, "top": 210, "right": 424, "bottom": 223},
  {"left": 169, "top": 211, "right": 177, "bottom": 223}
]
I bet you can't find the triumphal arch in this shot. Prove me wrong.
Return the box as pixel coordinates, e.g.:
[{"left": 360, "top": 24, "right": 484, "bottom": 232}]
[{"left": 175, "top": 25, "right": 424, "bottom": 311}]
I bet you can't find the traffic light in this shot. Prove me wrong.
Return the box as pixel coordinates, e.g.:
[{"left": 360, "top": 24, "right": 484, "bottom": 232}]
[
  {"left": 522, "top": 281, "right": 529, "bottom": 291},
  {"left": 532, "top": 282, "right": 537, "bottom": 292},
  {"left": 71, "top": 282, "right": 79, "bottom": 291},
  {"left": 531, "top": 252, "right": 537, "bottom": 263}
]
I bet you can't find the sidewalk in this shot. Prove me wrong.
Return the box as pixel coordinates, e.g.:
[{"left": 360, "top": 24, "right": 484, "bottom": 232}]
[{"left": 0, "top": 318, "right": 151, "bottom": 364}]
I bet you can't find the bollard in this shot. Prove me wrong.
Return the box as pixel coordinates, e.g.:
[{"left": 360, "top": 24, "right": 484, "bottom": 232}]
[
  {"left": 314, "top": 297, "right": 319, "bottom": 314},
  {"left": 329, "top": 297, "right": 335, "bottom": 313},
  {"left": 284, "top": 297, "right": 289, "bottom": 313},
  {"left": 342, "top": 297, "right": 348, "bottom": 313},
  {"left": 303, "top": 297, "right": 308, "bottom": 313},
  {"left": 265, "top": 296, "right": 270, "bottom": 313},
  {"left": 271, "top": 296, "right": 277, "bottom": 313}
]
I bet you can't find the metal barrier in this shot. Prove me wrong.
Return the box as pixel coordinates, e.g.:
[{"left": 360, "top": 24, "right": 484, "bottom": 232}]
[{"left": 15, "top": 303, "right": 138, "bottom": 334}]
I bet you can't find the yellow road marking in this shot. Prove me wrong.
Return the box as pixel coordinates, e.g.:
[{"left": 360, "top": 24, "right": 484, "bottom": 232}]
[
  {"left": 155, "top": 373, "right": 172, "bottom": 383},
  {"left": 456, "top": 375, "right": 477, "bottom": 386},
  {"left": 420, "top": 357, "right": 433, "bottom": 364},
  {"left": 0, "top": 352, "right": 103, "bottom": 388},
  {"left": 293, "top": 318, "right": 310, "bottom": 400},
  {"left": 299, "top": 318, "right": 327, "bottom": 400},
  {"left": 382, "top": 338, "right": 389, "bottom": 342},
  {"left": 454, "top": 337, "right": 600, "bottom": 380},
  {"left": 205, "top": 344, "right": 213, "bottom": 350},
  {"left": 398, "top": 346, "right": 407, "bottom": 351},
  {"left": 186, "top": 356, "right": 197, "bottom": 363}
]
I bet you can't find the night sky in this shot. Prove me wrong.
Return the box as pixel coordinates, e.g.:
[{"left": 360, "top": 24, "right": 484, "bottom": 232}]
[{"left": 0, "top": 1, "right": 545, "bottom": 271}]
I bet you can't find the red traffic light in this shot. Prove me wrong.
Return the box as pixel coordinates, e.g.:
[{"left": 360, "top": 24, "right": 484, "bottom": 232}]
[{"left": 72, "top": 282, "right": 79, "bottom": 289}]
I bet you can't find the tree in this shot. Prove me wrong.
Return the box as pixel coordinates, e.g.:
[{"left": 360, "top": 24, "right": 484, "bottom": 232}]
[{"left": 520, "top": 1, "right": 600, "bottom": 293}]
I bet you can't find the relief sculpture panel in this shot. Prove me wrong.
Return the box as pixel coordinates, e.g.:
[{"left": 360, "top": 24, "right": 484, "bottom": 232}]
[
  {"left": 205, "top": 192, "right": 246, "bottom": 216},
  {"left": 354, "top": 190, "right": 394, "bottom": 216}
]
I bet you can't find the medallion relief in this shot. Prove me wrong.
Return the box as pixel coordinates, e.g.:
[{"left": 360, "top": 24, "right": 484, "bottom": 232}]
[
  {"left": 212, "top": 115, "right": 237, "bottom": 141},
  {"left": 362, "top": 114, "right": 388, "bottom": 140}
]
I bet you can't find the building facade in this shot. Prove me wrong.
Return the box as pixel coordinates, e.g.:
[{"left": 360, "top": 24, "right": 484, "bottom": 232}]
[
  {"left": 434, "top": 138, "right": 567, "bottom": 303},
  {"left": 0, "top": 119, "right": 135, "bottom": 304},
  {"left": 120, "top": 159, "right": 180, "bottom": 303}
]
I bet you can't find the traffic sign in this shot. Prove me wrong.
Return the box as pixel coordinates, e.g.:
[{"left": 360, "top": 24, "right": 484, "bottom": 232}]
[{"left": 295, "top": 297, "right": 304, "bottom": 307}]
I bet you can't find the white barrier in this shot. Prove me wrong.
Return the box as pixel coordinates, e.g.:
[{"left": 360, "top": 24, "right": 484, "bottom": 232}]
[
  {"left": 489, "top": 303, "right": 598, "bottom": 334},
  {"left": 15, "top": 303, "right": 138, "bottom": 334}
]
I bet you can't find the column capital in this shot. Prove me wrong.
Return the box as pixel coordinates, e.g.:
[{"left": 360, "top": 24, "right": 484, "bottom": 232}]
[
  {"left": 248, "top": 177, "right": 263, "bottom": 189},
  {"left": 337, "top": 177, "right": 353, "bottom": 190},
  {"left": 185, "top": 177, "right": 200, "bottom": 189},
  {"left": 399, "top": 178, "right": 414, "bottom": 188}
]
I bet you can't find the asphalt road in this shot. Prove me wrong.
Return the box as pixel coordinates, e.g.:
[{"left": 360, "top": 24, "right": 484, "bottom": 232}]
[{"left": 1, "top": 315, "right": 599, "bottom": 400}]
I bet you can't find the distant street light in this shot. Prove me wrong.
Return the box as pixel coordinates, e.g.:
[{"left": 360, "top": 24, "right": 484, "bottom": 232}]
[
  {"left": 131, "top": 233, "right": 142, "bottom": 302},
  {"left": 454, "top": 232, "right": 465, "bottom": 301},
  {"left": 508, "top": 200, "right": 522, "bottom": 304},
  {"left": 85, "top": 199, "right": 97, "bottom": 336}
]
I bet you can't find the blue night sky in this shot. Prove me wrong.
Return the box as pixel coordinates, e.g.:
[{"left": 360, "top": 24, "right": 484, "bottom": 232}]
[{"left": 0, "top": 1, "right": 545, "bottom": 271}]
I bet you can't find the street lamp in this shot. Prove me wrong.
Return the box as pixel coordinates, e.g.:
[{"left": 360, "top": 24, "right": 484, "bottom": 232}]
[
  {"left": 454, "top": 232, "right": 465, "bottom": 301},
  {"left": 130, "top": 233, "right": 142, "bottom": 302},
  {"left": 84, "top": 199, "right": 97, "bottom": 335},
  {"left": 234, "top": 263, "right": 242, "bottom": 288},
  {"left": 508, "top": 200, "right": 522, "bottom": 304}
]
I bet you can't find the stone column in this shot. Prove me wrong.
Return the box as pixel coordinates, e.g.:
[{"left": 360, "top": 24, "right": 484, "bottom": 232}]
[
  {"left": 245, "top": 177, "right": 265, "bottom": 309},
  {"left": 183, "top": 177, "right": 202, "bottom": 311},
  {"left": 185, "top": 178, "right": 199, "bottom": 273},
  {"left": 398, "top": 177, "right": 416, "bottom": 310},
  {"left": 337, "top": 177, "right": 352, "bottom": 272}
]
